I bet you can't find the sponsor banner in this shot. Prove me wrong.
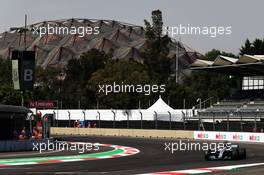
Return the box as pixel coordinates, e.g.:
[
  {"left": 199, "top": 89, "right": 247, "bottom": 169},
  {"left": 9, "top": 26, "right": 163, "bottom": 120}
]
[
  {"left": 12, "top": 59, "right": 20, "bottom": 90},
  {"left": 11, "top": 50, "right": 23, "bottom": 90},
  {"left": 194, "top": 131, "right": 264, "bottom": 143}
]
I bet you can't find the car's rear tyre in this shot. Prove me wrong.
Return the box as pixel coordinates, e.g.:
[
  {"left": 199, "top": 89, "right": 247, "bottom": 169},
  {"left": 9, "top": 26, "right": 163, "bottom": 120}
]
[
  {"left": 238, "top": 148, "right": 246, "bottom": 159},
  {"left": 231, "top": 149, "right": 239, "bottom": 160}
]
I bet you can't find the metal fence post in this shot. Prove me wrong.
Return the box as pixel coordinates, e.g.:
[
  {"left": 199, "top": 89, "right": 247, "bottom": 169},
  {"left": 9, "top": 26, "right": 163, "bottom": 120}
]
[
  {"left": 97, "top": 111, "right": 101, "bottom": 128},
  {"left": 255, "top": 109, "right": 259, "bottom": 131},
  {"left": 227, "top": 113, "right": 230, "bottom": 132},
  {"left": 111, "top": 110, "right": 116, "bottom": 128},
  {"left": 67, "top": 111, "right": 71, "bottom": 127},
  {"left": 53, "top": 111, "right": 56, "bottom": 127},
  {"left": 42, "top": 116, "right": 46, "bottom": 138},
  {"left": 126, "top": 111, "right": 129, "bottom": 129},
  {"left": 82, "top": 110, "right": 86, "bottom": 127},
  {"left": 168, "top": 111, "right": 172, "bottom": 130},
  {"left": 29, "top": 114, "right": 32, "bottom": 135},
  {"left": 212, "top": 112, "right": 215, "bottom": 131},
  {"left": 57, "top": 105, "right": 59, "bottom": 127},
  {"left": 198, "top": 113, "right": 201, "bottom": 131},
  {"left": 240, "top": 112, "right": 243, "bottom": 132},
  {"left": 139, "top": 111, "right": 143, "bottom": 129},
  {"left": 154, "top": 111, "right": 158, "bottom": 129}
]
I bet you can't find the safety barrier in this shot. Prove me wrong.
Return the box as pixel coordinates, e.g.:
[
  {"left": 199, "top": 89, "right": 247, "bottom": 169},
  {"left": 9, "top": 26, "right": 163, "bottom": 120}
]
[
  {"left": 51, "top": 127, "right": 264, "bottom": 143},
  {"left": 51, "top": 127, "right": 194, "bottom": 139},
  {"left": 0, "top": 139, "right": 53, "bottom": 152}
]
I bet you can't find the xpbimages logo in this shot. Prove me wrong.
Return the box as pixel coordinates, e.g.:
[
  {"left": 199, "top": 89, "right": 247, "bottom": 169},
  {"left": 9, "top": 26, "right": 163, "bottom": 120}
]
[
  {"left": 164, "top": 24, "right": 232, "bottom": 38},
  {"left": 98, "top": 82, "right": 166, "bottom": 95},
  {"left": 32, "top": 24, "right": 100, "bottom": 37},
  {"left": 164, "top": 140, "right": 232, "bottom": 154},
  {"left": 32, "top": 140, "right": 100, "bottom": 153}
]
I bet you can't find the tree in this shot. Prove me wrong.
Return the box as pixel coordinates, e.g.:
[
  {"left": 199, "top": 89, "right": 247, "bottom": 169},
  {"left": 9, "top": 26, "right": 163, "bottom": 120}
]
[
  {"left": 65, "top": 49, "right": 109, "bottom": 84},
  {"left": 143, "top": 10, "right": 171, "bottom": 81},
  {"left": 183, "top": 49, "right": 237, "bottom": 104},
  {"left": 0, "top": 57, "right": 12, "bottom": 84},
  {"left": 60, "top": 49, "right": 110, "bottom": 108},
  {"left": 252, "top": 39, "right": 264, "bottom": 55},
  {"left": 205, "top": 49, "right": 237, "bottom": 61},
  {"left": 240, "top": 38, "right": 264, "bottom": 55},
  {"left": 90, "top": 60, "right": 152, "bottom": 109},
  {"left": 33, "top": 66, "right": 61, "bottom": 100},
  {"left": 240, "top": 39, "right": 253, "bottom": 55}
]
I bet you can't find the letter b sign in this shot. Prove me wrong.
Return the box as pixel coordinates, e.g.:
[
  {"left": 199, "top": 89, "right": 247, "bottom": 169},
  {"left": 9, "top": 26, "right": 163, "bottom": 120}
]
[
  {"left": 24, "top": 69, "right": 33, "bottom": 81},
  {"left": 21, "top": 51, "right": 35, "bottom": 90},
  {"left": 11, "top": 51, "right": 35, "bottom": 90}
]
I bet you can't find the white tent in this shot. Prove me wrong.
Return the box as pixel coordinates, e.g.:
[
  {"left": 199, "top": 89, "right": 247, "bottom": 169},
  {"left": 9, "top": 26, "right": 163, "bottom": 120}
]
[
  {"left": 147, "top": 96, "right": 174, "bottom": 112},
  {"left": 146, "top": 96, "right": 183, "bottom": 121}
]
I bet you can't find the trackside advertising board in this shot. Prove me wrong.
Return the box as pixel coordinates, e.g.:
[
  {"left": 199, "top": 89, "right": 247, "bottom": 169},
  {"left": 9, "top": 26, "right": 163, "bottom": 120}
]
[{"left": 194, "top": 131, "right": 264, "bottom": 143}]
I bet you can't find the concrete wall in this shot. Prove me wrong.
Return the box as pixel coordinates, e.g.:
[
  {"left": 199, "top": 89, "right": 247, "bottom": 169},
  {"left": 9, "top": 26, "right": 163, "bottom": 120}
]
[
  {"left": 51, "top": 127, "right": 264, "bottom": 143},
  {"left": 51, "top": 127, "right": 194, "bottom": 139}
]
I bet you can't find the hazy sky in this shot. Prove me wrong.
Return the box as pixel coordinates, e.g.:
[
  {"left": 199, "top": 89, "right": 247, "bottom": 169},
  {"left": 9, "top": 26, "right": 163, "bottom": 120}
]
[{"left": 0, "top": 0, "right": 263, "bottom": 54}]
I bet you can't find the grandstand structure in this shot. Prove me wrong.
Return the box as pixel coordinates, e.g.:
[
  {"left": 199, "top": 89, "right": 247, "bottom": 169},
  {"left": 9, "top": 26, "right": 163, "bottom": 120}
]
[
  {"left": 198, "top": 100, "right": 264, "bottom": 121},
  {"left": 191, "top": 54, "right": 264, "bottom": 132},
  {"left": 0, "top": 18, "right": 203, "bottom": 81},
  {"left": 191, "top": 55, "right": 264, "bottom": 76}
]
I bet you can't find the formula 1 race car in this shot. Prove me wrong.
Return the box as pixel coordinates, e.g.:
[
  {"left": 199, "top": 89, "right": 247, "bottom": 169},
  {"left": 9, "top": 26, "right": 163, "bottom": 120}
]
[{"left": 204, "top": 144, "right": 246, "bottom": 161}]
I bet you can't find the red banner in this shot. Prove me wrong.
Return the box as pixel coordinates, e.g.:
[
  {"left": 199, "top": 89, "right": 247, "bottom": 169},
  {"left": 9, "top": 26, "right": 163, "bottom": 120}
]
[{"left": 29, "top": 100, "right": 57, "bottom": 109}]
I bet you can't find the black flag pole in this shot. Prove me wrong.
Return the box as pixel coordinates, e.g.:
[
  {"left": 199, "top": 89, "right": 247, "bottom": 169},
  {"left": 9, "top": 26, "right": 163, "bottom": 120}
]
[
  {"left": 21, "top": 14, "right": 27, "bottom": 106},
  {"left": 24, "top": 14, "right": 27, "bottom": 51}
]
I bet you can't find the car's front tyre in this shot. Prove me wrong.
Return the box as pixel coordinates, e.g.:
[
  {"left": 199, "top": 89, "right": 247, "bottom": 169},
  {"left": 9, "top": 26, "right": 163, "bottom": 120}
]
[{"left": 204, "top": 150, "right": 212, "bottom": 161}]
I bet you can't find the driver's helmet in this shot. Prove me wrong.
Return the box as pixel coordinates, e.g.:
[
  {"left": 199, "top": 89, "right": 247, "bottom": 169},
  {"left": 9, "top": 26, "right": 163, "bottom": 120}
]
[{"left": 223, "top": 141, "right": 228, "bottom": 147}]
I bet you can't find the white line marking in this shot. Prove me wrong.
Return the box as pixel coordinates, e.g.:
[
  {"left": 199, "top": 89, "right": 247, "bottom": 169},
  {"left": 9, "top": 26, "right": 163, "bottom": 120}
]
[
  {"left": 140, "top": 162, "right": 264, "bottom": 175},
  {"left": 0, "top": 149, "right": 62, "bottom": 158}
]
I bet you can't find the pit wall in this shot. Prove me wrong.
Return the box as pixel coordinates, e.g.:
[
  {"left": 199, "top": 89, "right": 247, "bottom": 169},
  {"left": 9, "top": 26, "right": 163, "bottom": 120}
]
[{"left": 51, "top": 127, "right": 193, "bottom": 139}]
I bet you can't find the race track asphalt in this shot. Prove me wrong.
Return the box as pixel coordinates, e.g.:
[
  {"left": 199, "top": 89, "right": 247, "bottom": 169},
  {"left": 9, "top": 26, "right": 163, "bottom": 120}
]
[{"left": 0, "top": 135, "right": 264, "bottom": 175}]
